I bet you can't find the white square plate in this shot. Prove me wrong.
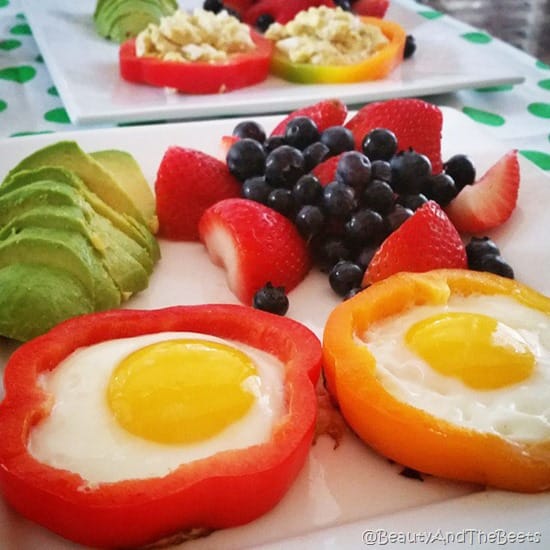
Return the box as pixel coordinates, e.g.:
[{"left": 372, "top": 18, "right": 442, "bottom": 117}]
[
  {"left": 21, "top": 0, "right": 525, "bottom": 125},
  {"left": 0, "top": 106, "right": 548, "bottom": 549}
]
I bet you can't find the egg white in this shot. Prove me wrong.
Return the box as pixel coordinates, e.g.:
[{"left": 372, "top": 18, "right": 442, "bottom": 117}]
[
  {"left": 361, "top": 294, "right": 550, "bottom": 442},
  {"left": 28, "top": 332, "right": 285, "bottom": 485}
]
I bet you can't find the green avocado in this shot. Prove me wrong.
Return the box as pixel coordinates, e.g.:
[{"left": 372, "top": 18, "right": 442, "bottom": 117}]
[
  {"left": 1, "top": 166, "right": 160, "bottom": 263},
  {"left": 0, "top": 263, "right": 95, "bottom": 341},
  {"left": 0, "top": 206, "right": 150, "bottom": 297},
  {"left": 91, "top": 149, "right": 158, "bottom": 233},
  {"left": 94, "top": 0, "right": 177, "bottom": 43},
  {"left": 0, "top": 226, "right": 121, "bottom": 311},
  {"left": 4, "top": 141, "right": 152, "bottom": 230}
]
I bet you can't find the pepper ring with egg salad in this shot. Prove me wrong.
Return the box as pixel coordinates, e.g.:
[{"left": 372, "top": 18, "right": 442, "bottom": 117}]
[
  {"left": 323, "top": 269, "right": 550, "bottom": 493},
  {"left": 265, "top": 7, "right": 406, "bottom": 84},
  {"left": 0, "top": 304, "right": 322, "bottom": 548},
  {"left": 119, "top": 9, "right": 273, "bottom": 94}
]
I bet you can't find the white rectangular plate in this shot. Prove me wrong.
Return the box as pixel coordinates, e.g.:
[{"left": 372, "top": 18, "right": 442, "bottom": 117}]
[
  {"left": 22, "top": 0, "right": 525, "bottom": 126},
  {"left": 0, "top": 106, "right": 548, "bottom": 549}
]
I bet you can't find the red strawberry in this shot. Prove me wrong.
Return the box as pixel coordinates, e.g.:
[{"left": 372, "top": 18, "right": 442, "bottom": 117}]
[
  {"left": 311, "top": 153, "right": 344, "bottom": 185},
  {"left": 270, "top": 98, "right": 348, "bottom": 137},
  {"left": 363, "top": 201, "right": 467, "bottom": 285},
  {"left": 352, "top": 0, "right": 390, "bottom": 17},
  {"left": 243, "top": 0, "right": 336, "bottom": 26},
  {"left": 445, "top": 150, "right": 520, "bottom": 234},
  {"left": 345, "top": 98, "right": 444, "bottom": 173},
  {"left": 199, "top": 198, "right": 311, "bottom": 305},
  {"left": 155, "top": 147, "right": 241, "bottom": 241}
]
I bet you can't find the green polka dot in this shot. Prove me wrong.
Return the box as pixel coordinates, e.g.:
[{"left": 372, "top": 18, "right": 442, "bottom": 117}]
[
  {"left": 462, "top": 106, "right": 505, "bottom": 126},
  {"left": 0, "top": 0, "right": 9, "bottom": 7},
  {"left": 418, "top": 10, "right": 443, "bottom": 19},
  {"left": 0, "top": 99, "right": 7, "bottom": 113},
  {"left": 44, "top": 107, "right": 70, "bottom": 124},
  {"left": 475, "top": 84, "right": 514, "bottom": 93},
  {"left": 0, "top": 39, "right": 21, "bottom": 51},
  {"left": 520, "top": 150, "right": 550, "bottom": 171},
  {"left": 461, "top": 32, "right": 492, "bottom": 44},
  {"left": 47, "top": 86, "right": 59, "bottom": 96},
  {"left": 10, "top": 23, "right": 31, "bottom": 36},
  {"left": 0, "top": 65, "right": 36, "bottom": 84},
  {"left": 527, "top": 102, "right": 550, "bottom": 118},
  {"left": 16, "top": 12, "right": 25, "bottom": 19},
  {"left": 536, "top": 60, "right": 550, "bottom": 70},
  {"left": 11, "top": 130, "right": 54, "bottom": 138},
  {"left": 35, "top": 54, "right": 44, "bottom": 63},
  {"left": 538, "top": 79, "right": 550, "bottom": 91}
]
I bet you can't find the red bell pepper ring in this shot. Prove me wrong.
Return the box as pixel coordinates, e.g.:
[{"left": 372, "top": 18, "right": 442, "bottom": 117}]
[
  {"left": 119, "top": 30, "right": 273, "bottom": 94},
  {"left": 0, "top": 304, "right": 322, "bottom": 548}
]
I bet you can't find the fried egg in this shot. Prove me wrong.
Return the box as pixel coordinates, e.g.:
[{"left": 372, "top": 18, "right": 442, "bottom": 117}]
[
  {"left": 362, "top": 293, "right": 550, "bottom": 441},
  {"left": 28, "top": 332, "right": 285, "bottom": 484}
]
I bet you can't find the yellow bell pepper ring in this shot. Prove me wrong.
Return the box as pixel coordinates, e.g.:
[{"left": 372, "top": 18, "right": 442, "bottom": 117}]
[{"left": 269, "top": 17, "right": 407, "bottom": 84}]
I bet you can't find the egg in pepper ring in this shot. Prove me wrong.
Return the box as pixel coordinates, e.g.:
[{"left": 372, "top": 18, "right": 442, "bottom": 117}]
[
  {"left": 323, "top": 269, "right": 550, "bottom": 493},
  {"left": 0, "top": 304, "right": 322, "bottom": 548}
]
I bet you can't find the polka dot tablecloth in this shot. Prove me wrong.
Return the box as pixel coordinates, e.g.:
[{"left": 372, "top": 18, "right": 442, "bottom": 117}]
[{"left": 0, "top": 0, "right": 549, "bottom": 172}]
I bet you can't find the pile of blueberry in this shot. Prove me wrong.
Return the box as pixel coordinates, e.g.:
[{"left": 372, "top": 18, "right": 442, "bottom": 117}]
[{"left": 225, "top": 116, "right": 514, "bottom": 303}]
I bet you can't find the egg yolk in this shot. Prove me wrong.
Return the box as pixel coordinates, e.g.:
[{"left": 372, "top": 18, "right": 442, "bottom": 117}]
[
  {"left": 405, "top": 312, "right": 535, "bottom": 390},
  {"left": 107, "top": 339, "right": 257, "bottom": 444}
]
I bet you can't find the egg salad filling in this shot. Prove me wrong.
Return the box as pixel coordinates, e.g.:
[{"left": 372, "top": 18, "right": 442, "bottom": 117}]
[
  {"left": 361, "top": 294, "right": 550, "bottom": 442},
  {"left": 135, "top": 9, "right": 255, "bottom": 63},
  {"left": 28, "top": 332, "right": 285, "bottom": 484},
  {"left": 265, "top": 6, "right": 390, "bottom": 65}
]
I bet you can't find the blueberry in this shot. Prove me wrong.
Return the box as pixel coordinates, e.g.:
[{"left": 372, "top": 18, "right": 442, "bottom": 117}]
[
  {"left": 390, "top": 150, "right": 432, "bottom": 194},
  {"left": 444, "top": 154, "right": 476, "bottom": 191},
  {"left": 355, "top": 244, "right": 378, "bottom": 270},
  {"left": 253, "top": 282, "right": 289, "bottom": 315},
  {"left": 329, "top": 260, "right": 364, "bottom": 297},
  {"left": 264, "top": 145, "right": 305, "bottom": 188},
  {"left": 466, "top": 236, "right": 501, "bottom": 266},
  {"left": 403, "top": 35, "right": 417, "bottom": 59},
  {"left": 396, "top": 192, "right": 428, "bottom": 211},
  {"left": 474, "top": 255, "right": 515, "bottom": 279},
  {"left": 226, "top": 138, "right": 266, "bottom": 181},
  {"left": 295, "top": 205, "right": 325, "bottom": 239},
  {"left": 363, "top": 179, "right": 395, "bottom": 215},
  {"left": 312, "top": 237, "right": 354, "bottom": 272},
  {"left": 362, "top": 128, "right": 398, "bottom": 161},
  {"left": 266, "top": 187, "right": 295, "bottom": 217},
  {"left": 263, "top": 135, "right": 286, "bottom": 153},
  {"left": 336, "top": 151, "right": 371, "bottom": 193},
  {"left": 255, "top": 13, "right": 275, "bottom": 32},
  {"left": 320, "top": 126, "right": 356, "bottom": 155},
  {"left": 284, "top": 116, "right": 320, "bottom": 150},
  {"left": 302, "top": 141, "right": 330, "bottom": 171},
  {"left": 292, "top": 174, "right": 323, "bottom": 206},
  {"left": 344, "top": 208, "right": 385, "bottom": 245},
  {"left": 322, "top": 181, "right": 357, "bottom": 218},
  {"left": 424, "top": 173, "right": 458, "bottom": 206},
  {"left": 203, "top": 0, "right": 224, "bottom": 13},
  {"left": 232, "top": 120, "right": 266, "bottom": 143},
  {"left": 241, "top": 175, "right": 271, "bottom": 204},
  {"left": 384, "top": 204, "right": 413, "bottom": 233}
]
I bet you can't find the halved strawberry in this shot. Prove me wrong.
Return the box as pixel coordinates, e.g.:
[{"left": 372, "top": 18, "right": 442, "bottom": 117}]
[
  {"left": 363, "top": 200, "right": 467, "bottom": 284},
  {"left": 270, "top": 98, "right": 348, "bottom": 137},
  {"left": 311, "top": 153, "right": 343, "bottom": 185},
  {"left": 155, "top": 147, "right": 241, "bottom": 241},
  {"left": 444, "top": 150, "right": 520, "bottom": 234},
  {"left": 345, "top": 98, "right": 444, "bottom": 173},
  {"left": 352, "top": 0, "right": 390, "bottom": 17},
  {"left": 199, "top": 198, "right": 311, "bottom": 305},
  {"left": 243, "top": 0, "right": 336, "bottom": 26}
]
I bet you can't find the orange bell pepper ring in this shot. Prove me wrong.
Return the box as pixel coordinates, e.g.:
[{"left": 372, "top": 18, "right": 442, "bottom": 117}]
[
  {"left": 0, "top": 304, "right": 322, "bottom": 548},
  {"left": 323, "top": 269, "right": 550, "bottom": 493},
  {"left": 269, "top": 17, "right": 406, "bottom": 84}
]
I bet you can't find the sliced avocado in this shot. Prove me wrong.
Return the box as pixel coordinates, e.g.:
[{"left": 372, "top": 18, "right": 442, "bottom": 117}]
[
  {"left": 0, "top": 207, "right": 150, "bottom": 297},
  {"left": 4, "top": 141, "right": 149, "bottom": 228},
  {"left": 0, "top": 263, "right": 95, "bottom": 341},
  {"left": 2, "top": 166, "right": 160, "bottom": 263},
  {"left": 0, "top": 227, "right": 121, "bottom": 311},
  {"left": 90, "top": 149, "right": 158, "bottom": 233}
]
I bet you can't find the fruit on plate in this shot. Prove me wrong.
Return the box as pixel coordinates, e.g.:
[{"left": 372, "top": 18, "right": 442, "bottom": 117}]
[
  {"left": 265, "top": 8, "right": 406, "bottom": 84},
  {"left": 198, "top": 198, "right": 311, "bottom": 305},
  {"left": 445, "top": 150, "right": 520, "bottom": 234},
  {"left": 323, "top": 269, "right": 550, "bottom": 492},
  {"left": 242, "top": 0, "right": 336, "bottom": 26},
  {"left": 0, "top": 141, "right": 159, "bottom": 341},
  {"left": 94, "top": 0, "right": 178, "bottom": 43},
  {"left": 120, "top": 9, "right": 273, "bottom": 94},
  {"left": 155, "top": 146, "right": 241, "bottom": 240},
  {"left": 0, "top": 304, "right": 322, "bottom": 547},
  {"left": 352, "top": 0, "right": 390, "bottom": 18},
  {"left": 345, "top": 98, "right": 444, "bottom": 173},
  {"left": 363, "top": 201, "right": 467, "bottom": 285}
]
